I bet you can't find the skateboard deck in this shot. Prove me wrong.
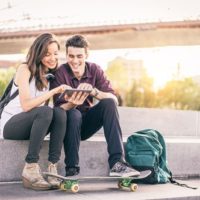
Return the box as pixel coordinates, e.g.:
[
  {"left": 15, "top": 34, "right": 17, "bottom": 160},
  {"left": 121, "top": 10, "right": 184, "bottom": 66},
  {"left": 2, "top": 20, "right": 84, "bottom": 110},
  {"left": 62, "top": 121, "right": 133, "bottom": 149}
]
[{"left": 43, "top": 170, "right": 151, "bottom": 193}]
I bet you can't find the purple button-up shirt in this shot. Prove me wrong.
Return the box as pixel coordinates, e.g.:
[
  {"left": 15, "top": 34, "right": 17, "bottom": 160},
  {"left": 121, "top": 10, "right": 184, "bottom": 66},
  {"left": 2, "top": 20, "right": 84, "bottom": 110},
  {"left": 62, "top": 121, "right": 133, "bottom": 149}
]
[{"left": 50, "top": 62, "right": 115, "bottom": 113}]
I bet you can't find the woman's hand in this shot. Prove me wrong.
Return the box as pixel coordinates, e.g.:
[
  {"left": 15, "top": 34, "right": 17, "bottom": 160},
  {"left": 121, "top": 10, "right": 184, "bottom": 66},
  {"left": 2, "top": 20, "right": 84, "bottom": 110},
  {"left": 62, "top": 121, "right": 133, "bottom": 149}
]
[{"left": 52, "top": 84, "right": 70, "bottom": 95}]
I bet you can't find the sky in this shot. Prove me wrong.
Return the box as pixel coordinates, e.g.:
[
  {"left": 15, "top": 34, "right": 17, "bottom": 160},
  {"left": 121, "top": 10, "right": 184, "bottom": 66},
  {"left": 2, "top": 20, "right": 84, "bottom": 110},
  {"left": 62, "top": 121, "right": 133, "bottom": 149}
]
[
  {"left": 0, "top": 0, "right": 200, "bottom": 22},
  {"left": 0, "top": 0, "right": 200, "bottom": 90}
]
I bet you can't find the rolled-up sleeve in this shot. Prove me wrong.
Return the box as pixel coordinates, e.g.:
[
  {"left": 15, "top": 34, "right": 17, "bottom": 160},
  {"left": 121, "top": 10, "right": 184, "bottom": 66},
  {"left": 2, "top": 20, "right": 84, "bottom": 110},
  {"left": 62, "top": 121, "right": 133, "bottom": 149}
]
[{"left": 95, "top": 65, "right": 115, "bottom": 95}]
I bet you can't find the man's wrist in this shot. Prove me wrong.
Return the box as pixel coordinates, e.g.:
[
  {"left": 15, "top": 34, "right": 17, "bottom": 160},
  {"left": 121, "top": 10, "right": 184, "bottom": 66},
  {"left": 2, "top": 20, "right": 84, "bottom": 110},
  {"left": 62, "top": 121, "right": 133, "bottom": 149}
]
[{"left": 92, "top": 88, "right": 99, "bottom": 97}]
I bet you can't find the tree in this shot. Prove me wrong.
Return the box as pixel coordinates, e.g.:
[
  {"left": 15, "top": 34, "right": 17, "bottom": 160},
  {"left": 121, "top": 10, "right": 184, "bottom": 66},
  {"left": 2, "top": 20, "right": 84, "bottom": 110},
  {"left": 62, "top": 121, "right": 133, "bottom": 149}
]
[
  {"left": 0, "top": 68, "right": 15, "bottom": 97},
  {"left": 106, "top": 57, "right": 131, "bottom": 92},
  {"left": 157, "top": 78, "right": 200, "bottom": 110},
  {"left": 106, "top": 56, "right": 152, "bottom": 106},
  {"left": 125, "top": 75, "right": 157, "bottom": 107}
]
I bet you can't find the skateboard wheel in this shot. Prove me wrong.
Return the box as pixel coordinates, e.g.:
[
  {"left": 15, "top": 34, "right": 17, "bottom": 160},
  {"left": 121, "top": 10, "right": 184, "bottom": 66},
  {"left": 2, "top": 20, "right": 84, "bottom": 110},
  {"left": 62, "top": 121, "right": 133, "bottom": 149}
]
[
  {"left": 130, "top": 183, "right": 138, "bottom": 192},
  {"left": 71, "top": 184, "right": 79, "bottom": 193},
  {"left": 118, "top": 181, "right": 123, "bottom": 189},
  {"left": 60, "top": 183, "right": 67, "bottom": 191}
]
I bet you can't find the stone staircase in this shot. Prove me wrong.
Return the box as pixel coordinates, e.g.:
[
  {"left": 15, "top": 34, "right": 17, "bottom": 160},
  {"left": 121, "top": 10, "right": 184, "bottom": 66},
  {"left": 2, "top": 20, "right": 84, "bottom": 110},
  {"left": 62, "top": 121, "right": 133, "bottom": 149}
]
[{"left": 0, "top": 107, "right": 200, "bottom": 182}]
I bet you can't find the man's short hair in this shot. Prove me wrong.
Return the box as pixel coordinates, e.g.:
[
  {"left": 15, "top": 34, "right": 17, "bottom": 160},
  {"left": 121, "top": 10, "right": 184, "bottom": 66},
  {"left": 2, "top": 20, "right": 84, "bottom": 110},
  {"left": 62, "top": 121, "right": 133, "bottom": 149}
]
[{"left": 65, "top": 34, "right": 90, "bottom": 50}]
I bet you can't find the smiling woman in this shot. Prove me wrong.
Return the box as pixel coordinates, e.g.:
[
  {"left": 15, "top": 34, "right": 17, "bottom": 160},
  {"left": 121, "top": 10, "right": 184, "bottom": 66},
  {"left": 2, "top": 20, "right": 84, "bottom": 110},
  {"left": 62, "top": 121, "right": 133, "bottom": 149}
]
[{"left": 0, "top": 33, "right": 69, "bottom": 191}]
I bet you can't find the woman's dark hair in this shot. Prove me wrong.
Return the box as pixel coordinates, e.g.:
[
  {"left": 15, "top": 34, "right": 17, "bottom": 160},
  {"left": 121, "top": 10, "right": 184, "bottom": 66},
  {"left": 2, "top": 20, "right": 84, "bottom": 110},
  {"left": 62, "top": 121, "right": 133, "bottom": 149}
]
[{"left": 26, "top": 33, "right": 60, "bottom": 91}]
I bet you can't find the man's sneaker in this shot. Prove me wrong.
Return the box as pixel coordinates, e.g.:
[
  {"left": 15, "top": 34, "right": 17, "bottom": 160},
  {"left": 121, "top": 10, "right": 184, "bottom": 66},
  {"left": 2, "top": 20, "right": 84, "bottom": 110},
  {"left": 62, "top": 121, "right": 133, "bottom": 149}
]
[
  {"left": 65, "top": 167, "right": 80, "bottom": 177},
  {"left": 109, "top": 161, "right": 140, "bottom": 177}
]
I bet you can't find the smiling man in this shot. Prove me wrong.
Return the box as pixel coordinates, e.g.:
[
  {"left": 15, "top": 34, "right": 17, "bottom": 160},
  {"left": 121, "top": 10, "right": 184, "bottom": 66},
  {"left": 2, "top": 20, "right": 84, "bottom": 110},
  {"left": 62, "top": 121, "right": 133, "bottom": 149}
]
[{"left": 50, "top": 34, "right": 140, "bottom": 178}]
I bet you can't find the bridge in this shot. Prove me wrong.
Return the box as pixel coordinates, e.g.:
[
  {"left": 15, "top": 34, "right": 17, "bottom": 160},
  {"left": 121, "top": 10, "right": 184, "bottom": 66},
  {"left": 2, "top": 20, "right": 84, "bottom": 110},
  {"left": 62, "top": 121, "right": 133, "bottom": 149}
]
[{"left": 0, "top": 19, "right": 200, "bottom": 54}]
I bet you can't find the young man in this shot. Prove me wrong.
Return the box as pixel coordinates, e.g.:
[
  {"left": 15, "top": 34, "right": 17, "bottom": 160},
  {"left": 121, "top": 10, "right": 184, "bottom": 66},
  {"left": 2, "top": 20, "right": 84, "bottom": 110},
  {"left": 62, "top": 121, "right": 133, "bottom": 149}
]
[{"left": 51, "top": 34, "right": 140, "bottom": 177}]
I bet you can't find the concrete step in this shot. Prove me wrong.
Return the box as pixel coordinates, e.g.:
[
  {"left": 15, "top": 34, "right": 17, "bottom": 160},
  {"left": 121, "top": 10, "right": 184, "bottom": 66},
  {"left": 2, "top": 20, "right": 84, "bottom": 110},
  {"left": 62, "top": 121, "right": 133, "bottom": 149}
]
[
  {"left": 1, "top": 107, "right": 200, "bottom": 182},
  {"left": 0, "top": 179, "right": 199, "bottom": 200},
  {"left": 0, "top": 136, "right": 200, "bottom": 182}
]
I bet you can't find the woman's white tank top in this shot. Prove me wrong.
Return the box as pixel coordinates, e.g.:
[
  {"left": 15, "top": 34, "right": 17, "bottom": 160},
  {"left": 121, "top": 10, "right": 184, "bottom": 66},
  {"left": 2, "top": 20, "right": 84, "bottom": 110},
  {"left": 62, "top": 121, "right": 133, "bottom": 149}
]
[{"left": 0, "top": 78, "right": 49, "bottom": 137}]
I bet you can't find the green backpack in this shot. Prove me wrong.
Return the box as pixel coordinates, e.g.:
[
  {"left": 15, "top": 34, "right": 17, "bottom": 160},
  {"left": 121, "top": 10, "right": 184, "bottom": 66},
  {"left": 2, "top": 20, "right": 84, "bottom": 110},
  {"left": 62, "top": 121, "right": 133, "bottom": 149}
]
[
  {"left": 125, "top": 129, "right": 197, "bottom": 190},
  {"left": 125, "top": 129, "right": 171, "bottom": 184}
]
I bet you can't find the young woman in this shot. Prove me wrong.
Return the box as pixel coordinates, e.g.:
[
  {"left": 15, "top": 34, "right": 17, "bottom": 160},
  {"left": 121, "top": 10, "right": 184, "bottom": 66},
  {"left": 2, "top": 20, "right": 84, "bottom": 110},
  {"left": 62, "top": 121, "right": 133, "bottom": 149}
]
[{"left": 1, "top": 33, "right": 68, "bottom": 190}]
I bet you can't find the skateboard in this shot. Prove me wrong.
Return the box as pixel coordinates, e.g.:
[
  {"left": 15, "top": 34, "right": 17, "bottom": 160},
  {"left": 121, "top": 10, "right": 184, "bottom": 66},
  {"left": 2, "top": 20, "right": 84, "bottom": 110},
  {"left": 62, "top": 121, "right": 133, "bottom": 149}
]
[{"left": 43, "top": 170, "right": 151, "bottom": 193}]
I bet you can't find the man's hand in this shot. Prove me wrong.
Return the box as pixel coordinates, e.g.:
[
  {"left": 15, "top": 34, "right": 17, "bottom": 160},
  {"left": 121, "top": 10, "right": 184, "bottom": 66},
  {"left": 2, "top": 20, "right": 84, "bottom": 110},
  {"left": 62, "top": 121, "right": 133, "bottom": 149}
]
[
  {"left": 64, "top": 83, "right": 92, "bottom": 106},
  {"left": 66, "top": 91, "right": 88, "bottom": 105},
  {"left": 77, "top": 83, "right": 93, "bottom": 92}
]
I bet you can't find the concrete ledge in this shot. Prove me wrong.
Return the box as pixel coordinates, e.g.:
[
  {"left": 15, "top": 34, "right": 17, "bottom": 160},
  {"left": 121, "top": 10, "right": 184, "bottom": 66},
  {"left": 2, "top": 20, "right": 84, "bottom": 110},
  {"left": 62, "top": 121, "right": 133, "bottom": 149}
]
[
  {"left": 0, "top": 139, "right": 109, "bottom": 182},
  {"left": 110, "top": 107, "right": 200, "bottom": 137},
  {"left": 166, "top": 137, "right": 200, "bottom": 178},
  {"left": 1, "top": 137, "right": 200, "bottom": 182}
]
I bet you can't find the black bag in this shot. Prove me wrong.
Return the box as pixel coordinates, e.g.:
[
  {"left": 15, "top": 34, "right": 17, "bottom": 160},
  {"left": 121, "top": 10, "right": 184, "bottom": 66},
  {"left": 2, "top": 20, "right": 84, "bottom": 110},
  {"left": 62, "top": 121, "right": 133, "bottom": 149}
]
[{"left": 0, "top": 78, "right": 18, "bottom": 119}]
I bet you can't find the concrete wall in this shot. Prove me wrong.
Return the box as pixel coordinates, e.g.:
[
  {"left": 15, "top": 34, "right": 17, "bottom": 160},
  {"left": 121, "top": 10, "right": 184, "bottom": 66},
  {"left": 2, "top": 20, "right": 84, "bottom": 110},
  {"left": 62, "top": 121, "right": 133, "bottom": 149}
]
[{"left": 99, "top": 107, "right": 200, "bottom": 137}]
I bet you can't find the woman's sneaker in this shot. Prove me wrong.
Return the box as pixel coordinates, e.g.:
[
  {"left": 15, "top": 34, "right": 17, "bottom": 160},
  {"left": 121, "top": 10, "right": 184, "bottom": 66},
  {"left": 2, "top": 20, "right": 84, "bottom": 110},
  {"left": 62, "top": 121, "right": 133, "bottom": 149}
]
[
  {"left": 47, "top": 162, "right": 60, "bottom": 189},
  {"left": 109, "top": 161, "right": 140, "bottom": 177},
  {"left": 22, "top": 163, "right": 51, "bottom": 190}
]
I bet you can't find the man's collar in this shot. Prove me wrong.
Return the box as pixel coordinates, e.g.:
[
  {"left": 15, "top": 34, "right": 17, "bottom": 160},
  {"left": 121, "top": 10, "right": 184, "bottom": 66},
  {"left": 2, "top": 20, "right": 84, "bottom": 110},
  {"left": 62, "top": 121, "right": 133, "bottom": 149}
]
[{"left": 65, "top": 62, "right": 92, "bottom": 80}]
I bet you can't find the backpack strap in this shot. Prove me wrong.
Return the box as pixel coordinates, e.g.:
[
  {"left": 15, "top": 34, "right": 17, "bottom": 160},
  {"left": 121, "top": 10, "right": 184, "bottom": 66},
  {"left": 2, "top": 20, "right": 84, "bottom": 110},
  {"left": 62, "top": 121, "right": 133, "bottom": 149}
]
[
  {"left": 2, "top": 89, "right": 19, "bottom": 109},
  {"left": 169, "top": 172, "right": 198, "bottom": 190},
  {"left": 9, "top": 89, "right": 19, "bottom": 101},
  {"left": 0, "top": 86, "right": 19, "bottom": 119},
  {"left": 0, "top": 78, "right": 14, "bottom": 101}
]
